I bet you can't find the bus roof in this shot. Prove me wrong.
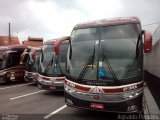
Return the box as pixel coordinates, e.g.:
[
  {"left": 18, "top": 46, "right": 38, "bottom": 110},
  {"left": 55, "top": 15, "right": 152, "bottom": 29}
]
[
  {"left": 54, "top": 36, "right": 69, "bottom": 55},
  {"left": 29, "top": 47, "right": 41, "bottom": 55},
  {"left": 54, "top": 36, "right": 69, "bottom": 46},
  {"left": 44, "top": 39, "right": 55, "bottom": 45},
  {"left": 74, "top": 17, "right": 140, "bottom": 29},
  {"left": 0, "top": 36, "right": 20, "bottom": 46},
  {"left": 28, "top": 46, "right": 42, "bottom": 50},
  {"left": 44, "top": 36, "right": 69, "bottom": 45}
]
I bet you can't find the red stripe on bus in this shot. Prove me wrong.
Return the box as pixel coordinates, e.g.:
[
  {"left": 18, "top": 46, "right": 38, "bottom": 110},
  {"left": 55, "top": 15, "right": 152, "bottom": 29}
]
[
  {"left": 56, "top": 77, "right": 65, "bottom": 81},
  {"left": 137, "top": 82, "right": 143, "bottom": 88},
  {"left": 75, "top": 84, "right": 91, "bottom": 92},
  {"left": 42, "top": 76, "right": 50, "bottom": 81},
  {"left": 103, "top": 88, "right": 123, "bottom": 93},
  {"left": 65, "top": 80, "right": 91, "bottom": 92},
  {"left": 103, "top": 82, "right": 143, "bottom": 93}
]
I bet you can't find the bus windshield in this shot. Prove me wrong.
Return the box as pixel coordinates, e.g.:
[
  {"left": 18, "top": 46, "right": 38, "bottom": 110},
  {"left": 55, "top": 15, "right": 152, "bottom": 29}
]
[
  {"left": 6, "top": 52, "right": 21, "bottom": 68},
  {"left": 26, "top": 51, "right": 41, "bottom": 72},
  {"left": 0, "top": 57, "right": 5, "bottom": 69},
  {"left": 0, "top": 50, "right": 7, "bottom": 69},
  {"left": 38, "top": 45, "right": 54, "bottom": 75},
  {"left": 38, "top": 43, "right": 68, "bottom": 76},
  {"left": 59, "top": 43, "right": 68, "bottom": 74},
  {"left": 67, "top": 24, "right": 143, "bottom": 83},
  {"left": 26, "top": 54, "right": 35, "bottom": 72}
]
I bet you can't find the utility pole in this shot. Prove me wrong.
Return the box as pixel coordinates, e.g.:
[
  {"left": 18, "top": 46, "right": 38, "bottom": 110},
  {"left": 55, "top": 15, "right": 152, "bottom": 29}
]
[{"left": 9, "top": 22, "right": 11, "bottom": 45}]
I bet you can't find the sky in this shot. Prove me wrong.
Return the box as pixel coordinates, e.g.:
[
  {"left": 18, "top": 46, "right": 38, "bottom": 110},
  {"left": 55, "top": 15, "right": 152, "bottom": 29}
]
[{"left": 0, "top": 0, "right": 160, "bottom": 43}]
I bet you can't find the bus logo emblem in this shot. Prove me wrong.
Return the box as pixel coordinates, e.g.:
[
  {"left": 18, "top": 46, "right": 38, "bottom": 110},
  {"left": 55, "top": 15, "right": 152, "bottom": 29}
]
[
  {"left": 91, "top": 87, "right": 101, "bottom": 94},
  {"left": 91, "top": 87, "right": 101, "bottom": 100}
]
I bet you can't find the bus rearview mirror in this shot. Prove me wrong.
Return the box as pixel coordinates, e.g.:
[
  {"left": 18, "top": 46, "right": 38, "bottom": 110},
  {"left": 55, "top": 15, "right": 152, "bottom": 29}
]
[{"left": 143, "top": 30, "right": 152, "bottom": 53}]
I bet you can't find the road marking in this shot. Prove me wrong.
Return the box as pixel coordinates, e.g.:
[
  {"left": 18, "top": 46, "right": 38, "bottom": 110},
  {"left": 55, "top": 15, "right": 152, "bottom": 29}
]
[
  {"left": 0, "top": 83, "right": 33, "bottom": 90},
  {"left": 10, "top": 90, "right": 45, "bottom": 100},
  {"left": 44, "top": 105, "right": 67, "bottom": 119}
]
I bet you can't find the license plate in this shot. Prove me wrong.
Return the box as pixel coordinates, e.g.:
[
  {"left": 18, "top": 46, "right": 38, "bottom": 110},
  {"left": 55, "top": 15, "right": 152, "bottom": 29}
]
[
  {"left": 90, "top": 103, "right": 104, "bottom": 110},
  {"left": 10, "top": 76, "right": 15, "bottom": 80},
  {"left": 50, "top": 86, "right": 56, "bottom": 90}
]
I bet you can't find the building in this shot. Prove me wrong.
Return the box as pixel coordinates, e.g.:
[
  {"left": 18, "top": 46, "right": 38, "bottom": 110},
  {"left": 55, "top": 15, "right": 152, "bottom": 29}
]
[
  {"left": 22, "top": 37, "right": 43, "bottom": 47},
  {"left": 0, "top": 36, "right": 20, "bottom": 46}
]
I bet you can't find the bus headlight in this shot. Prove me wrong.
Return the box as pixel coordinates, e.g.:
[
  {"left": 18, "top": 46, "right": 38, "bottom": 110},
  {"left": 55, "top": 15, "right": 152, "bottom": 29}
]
[
  {"left": 25, "top": 72, "right": 28, "bottom": 76},
  {"left": 122, "top": 89, "right": 142, "bottom": 100},
  {"left": 32, "top": 73, "right": 37, "bottom": 78},
  {"left": 37, "top": 77, "right": 42, "bottom": 82},
  {"left": 32, "top": 73, "right": 37, "bottom": 76},
  {"left": 65, "top": 86, "right": 76, "bottom": 93},
  {"left": 0, "top": 71, "right": 7, "bottom": 76}
]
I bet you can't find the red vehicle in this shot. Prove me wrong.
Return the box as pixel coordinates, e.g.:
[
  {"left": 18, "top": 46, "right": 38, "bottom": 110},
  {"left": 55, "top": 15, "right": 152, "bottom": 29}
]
[
  {"left": 64, "top": 17, "right": 152, "bottom": 113},
  {"left": 37, "top": 37, "right": 69, "bottom": 91},
  {"left": 23, "top": 47, "right": 41, "bottom": 83},
  {"left": 0, "top": 45, "right": 29, "bottom": 83}
]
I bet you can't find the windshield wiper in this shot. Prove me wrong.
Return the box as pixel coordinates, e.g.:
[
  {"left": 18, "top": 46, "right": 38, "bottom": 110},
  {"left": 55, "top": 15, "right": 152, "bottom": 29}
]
[
  {"left": 135, "top": 34, "right": 141, "bottom": 58},
  {"left": 77, "top": 45, "right": 96, "bottom": 80},
  {"left": 52, "top": 56, "right": 63, "bottom": 74},
  {"left": 0, "top": 58, "right": 4, "bottom": 69},
  {"left": 102, "top": 54, "right": 119, "bottom": 84},
  {"left": 43, "top": 55, "right": 54, "bottom": 75},
  {"left": 122, "top": 34, "right": 141, "bottom": 79},
  {"left": 69, "top": 40, "right": 72, "bottom": 60},
  {"left": 41, "top": 50, "right": 44, "bottom": 62}
]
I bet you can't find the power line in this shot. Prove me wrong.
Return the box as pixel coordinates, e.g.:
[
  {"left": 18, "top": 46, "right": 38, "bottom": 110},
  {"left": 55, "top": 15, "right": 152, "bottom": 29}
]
[{"left": 142, "top": 22, "right": 160, "bottom": 26}]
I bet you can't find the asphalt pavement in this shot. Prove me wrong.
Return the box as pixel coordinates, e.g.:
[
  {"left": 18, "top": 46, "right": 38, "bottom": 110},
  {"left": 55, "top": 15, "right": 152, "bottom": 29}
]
[
  {"left": 144, "top": 71, "right": 160, "bottom": 110},
  {"left": 0, "top": 82, "right": 119, "bottom": 120},
  {"left": 0, "top": 80, "right": 159, "bottom": 120}
]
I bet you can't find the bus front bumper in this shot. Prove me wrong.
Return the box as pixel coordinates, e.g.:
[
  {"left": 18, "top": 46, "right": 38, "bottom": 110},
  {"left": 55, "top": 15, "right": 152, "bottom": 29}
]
[
  {"left": 24, "top": 72, "right": 37, "bottom": 83},
  {"left": 24, "top": 75, "right": 37, "bottom": 83},
  {"left": 0, "top": 76, "right": 6, "bottom": 83},
  {"left": 64, "top": 91, "right": 143, "bottom": 113},
  {"left": 0, "top": 71, "right": 7, "bottom": 83},
  {"left": 37, "top": 79, "right": 64, "bottom": 91}
]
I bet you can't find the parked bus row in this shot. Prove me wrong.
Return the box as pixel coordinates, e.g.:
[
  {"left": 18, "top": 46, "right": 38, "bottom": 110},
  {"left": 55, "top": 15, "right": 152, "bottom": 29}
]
[
  {"left": 0, "top": 45, "right": 29, "bottom": 83},
  {"left": 37, "top": 37, "right": 69, "bottom": 91},
  {"left": 0, "top": 17, "right": 153, "bottom": 114}
]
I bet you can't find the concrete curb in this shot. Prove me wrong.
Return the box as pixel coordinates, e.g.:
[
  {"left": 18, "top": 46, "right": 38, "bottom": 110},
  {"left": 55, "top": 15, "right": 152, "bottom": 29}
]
[{"left": 143, "top": 85, "right": 160, "bottom": 120}]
